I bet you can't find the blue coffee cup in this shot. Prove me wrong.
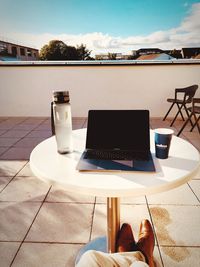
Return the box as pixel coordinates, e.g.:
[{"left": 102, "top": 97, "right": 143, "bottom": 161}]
[{"left": 154, "top": 128, "right": 174, "bottom": 159}]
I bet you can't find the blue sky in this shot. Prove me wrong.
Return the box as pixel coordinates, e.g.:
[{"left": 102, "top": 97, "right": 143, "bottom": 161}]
[{"left": 0, "top": 0, "right": 200, "bottom": 54}]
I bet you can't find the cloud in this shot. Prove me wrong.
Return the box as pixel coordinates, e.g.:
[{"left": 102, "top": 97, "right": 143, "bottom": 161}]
[{"left": 1, "top": 3, "right": 200, "bottom": 55}]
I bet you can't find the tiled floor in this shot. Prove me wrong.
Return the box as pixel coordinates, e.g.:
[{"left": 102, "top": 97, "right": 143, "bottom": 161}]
[{"left": 0, "top": 117, "right": 199, "bottom": 267}]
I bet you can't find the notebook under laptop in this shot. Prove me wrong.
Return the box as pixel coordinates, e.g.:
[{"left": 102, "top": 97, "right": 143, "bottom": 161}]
[{"left": 76, "top": 110, "right": 155, "bottom": 172}]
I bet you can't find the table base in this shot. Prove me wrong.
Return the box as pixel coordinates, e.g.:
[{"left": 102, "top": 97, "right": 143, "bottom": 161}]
[{"left": 75, "top": 236, "right": 107, "bottom": 265}]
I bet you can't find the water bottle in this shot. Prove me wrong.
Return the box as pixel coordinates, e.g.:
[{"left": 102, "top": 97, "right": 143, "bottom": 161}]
[{"left": 52, "top": 91, "right": 73, "bottom": 154}]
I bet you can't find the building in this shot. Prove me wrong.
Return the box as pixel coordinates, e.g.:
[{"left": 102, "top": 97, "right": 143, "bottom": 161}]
[
  {"left": 181, "top": 47, "right": 200, "bottom": 59},
  {"left": 137, "top": 53, "right": 175, "bottom": 60},
  {"left": 0, "top": 40, "right": 39, "bottom": 61}
]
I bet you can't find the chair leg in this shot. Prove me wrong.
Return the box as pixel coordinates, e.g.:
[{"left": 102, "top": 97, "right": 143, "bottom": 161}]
[
  {"left": 177, "top": 114, "right": 192, "bottom": 136},
  {"left": 178, "top": 103, "right": 185, "bottom": 121},
  {"left": 184, "top": 105, "right": 194, "bottom": 128},
  {"left": 190, "top": 114, "right": 200, "bottom": 133},
  {"left": 170, "top": 103, "right": 185, "bottom": 127},
  {"left": 163, "top": 103, "right": 175, "bottom": 121}
]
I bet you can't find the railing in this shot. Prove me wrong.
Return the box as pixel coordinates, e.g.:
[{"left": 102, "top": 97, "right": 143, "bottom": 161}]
[{"left": 0, "top": 60, "right": 200, "bottom": 117}]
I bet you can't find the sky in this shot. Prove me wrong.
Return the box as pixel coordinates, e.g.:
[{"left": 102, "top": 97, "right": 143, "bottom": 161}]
[{"left": 0, "top": 0, "right": 200, "bottom": 55}]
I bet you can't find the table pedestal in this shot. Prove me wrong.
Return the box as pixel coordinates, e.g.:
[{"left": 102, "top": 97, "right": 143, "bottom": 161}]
[
  {"left": 107, "top": 197, "right": 120, "bottom": 253},
  {"left": 75, "top": 197, "right": 120, "bottom": 264}
]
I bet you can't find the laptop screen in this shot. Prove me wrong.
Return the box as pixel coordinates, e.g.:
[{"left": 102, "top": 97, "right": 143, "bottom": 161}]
[{"left": 86, "top": 110, "right": 150, "bottom": 151}]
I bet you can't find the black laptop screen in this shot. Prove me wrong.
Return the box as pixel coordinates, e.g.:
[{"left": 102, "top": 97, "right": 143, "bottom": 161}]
[{"left": 86, "top": 110, "right": 150, "bottom": 151}]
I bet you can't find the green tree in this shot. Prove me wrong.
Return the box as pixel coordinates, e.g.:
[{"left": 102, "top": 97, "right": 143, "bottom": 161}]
[
  {"left": 76, "top": 44, "right": 91, "bottom": 60},
  {"left": 169, "top": 49, "right": 182, "bottom": 59},
  {"left": 39, "top": 40, "right": 92, "bottom": 60},
  {"left": 39, "top": 40, "right": 79, "bottom": 60},
  {"left": 108, "top": 53, "right": 117, "bottom": 60}
]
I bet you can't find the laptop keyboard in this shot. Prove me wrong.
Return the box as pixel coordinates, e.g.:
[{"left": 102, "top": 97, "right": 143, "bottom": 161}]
[{"left": 85, "top": 150, "right": 148, "bottom": 160}]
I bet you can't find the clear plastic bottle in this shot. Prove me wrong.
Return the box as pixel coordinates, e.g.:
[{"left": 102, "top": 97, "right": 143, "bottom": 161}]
[{"left": 52, "top": 91, "right": 73, "bottom": 154}]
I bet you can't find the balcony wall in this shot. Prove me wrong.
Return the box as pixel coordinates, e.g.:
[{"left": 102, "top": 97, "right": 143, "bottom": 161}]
[{"left": 0, "top": 60, "right": 200, "bottom": 117}]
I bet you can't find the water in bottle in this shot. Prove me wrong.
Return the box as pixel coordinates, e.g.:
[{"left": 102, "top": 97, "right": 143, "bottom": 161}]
[{"left": 52, "top": 91, "right": 73, "bottom": 154}]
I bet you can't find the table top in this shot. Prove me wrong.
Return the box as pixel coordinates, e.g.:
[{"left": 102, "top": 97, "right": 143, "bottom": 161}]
[{"left": 30, "top": 129, "right": 200, "bottom": 197}]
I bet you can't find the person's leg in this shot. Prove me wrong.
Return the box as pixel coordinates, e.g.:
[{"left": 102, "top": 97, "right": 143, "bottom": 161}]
[
  {"left": 116, "top": 223, "right": 136, "bottom": 252},
  {"left": 136, "top": 220, "right": 155, "bottom": 267},
  {"left": 76, "top": 250, "right": 149, "bottom": 267}
]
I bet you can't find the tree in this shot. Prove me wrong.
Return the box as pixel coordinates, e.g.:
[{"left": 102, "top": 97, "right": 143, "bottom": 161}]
[
  {"left": 76, "top": 44, "right": 91, "bottom": 60},
  {"left": 39, "top": 40, "right": 79, "bottom": 60},
  {"left": 108, "top": 53, "right": 117, "bottom": 60},
  {"left": 39, "top": 40, "right": 92, "bottom": 61},
  {"left": 40, "top": 40, "right": 66, "bottom": 60},
  {"left": 169, "top": 49, "right": 182, "bottom": 59}
]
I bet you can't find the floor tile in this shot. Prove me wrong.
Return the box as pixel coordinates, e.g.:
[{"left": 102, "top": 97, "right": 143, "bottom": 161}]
[
  {"left": 0, "top": 122, "right": 16, "bottom": 130},
  {"left": 1, "top": 130, "right": 30, "bottom": 138},
  {"left": 72, "top": 119, "right": 85, "bottom": 129},
  {"left": 43, "top": 118, "right": 51, "bottom": 124},
  {"left": 0, "top": 202, "right": 41, "bottom": 241},
  {"left": 26, "top": 130, "right": 52, "bottom": 138},
  {"left": 46, "top": 185, "right": 95, "bottom": 203},
  {"left": 0, "top": 147, "right": 9, "bottom": 155},
  {"left": 96, "top": 196, "right": 146, "bottom": 204},
  {"left": 16, "top": 162, "right": 35, "bottom": 177},
  {"left": 0, "top": 160, "right": 27, "bottom": 176},
  {"left": 12, "top": 243, "right": 82, "bottom": 267},
  {"left": 23, "top": 118, "right": 46, "bottom": 124},
  {"left": 188, "top": 180, "right": 200, "bottom": 201},
  {"left": 0, "top": 242, "right": 21, "bottom": 267},
  {"left": 72, "top": 117, "right": 86, "bottom": 123},
  {"left": 6, "top": 117, "right": 27, "bottom": 123},
  {"left": 82, "top": 120, "right": 88, "bottom": 128},
  {"left": 0, "top": 176, "right": 13, "bottom": 191},
  {"left": 147, "top": 184, "right": 199, "bottom": 205},
  {"left": 192, "top": 166, "right": 200, "bottom": 180},
  {"left": 12, "top": 124, "right": 37, "bottom": 131},
  {"left": 182, "top": 130, "right": 200, "bottom": 139},
  {"left": 150, "top": 118, "right": 175, "bottom": 129},
  {"left": 150, "top": 205, "right": 200, "bottom": 246},
  {"left": 0, "top": 137, "right": 20, "bottom": 147},
  {"left": 25, "top": 203, "right": 94, "bottom": 243},
  {"left": 13, "top": 137, "right": 45, "bottom": 148},
  {"left": 0, "top": 130, "right": 7, "bottom": 136},
  {"left": 153, "top": 246, "right": 163, "bottom": 267},
  {"left": 0, "top": 176, "right": 50, "bottom": 202},
  {"left": 34, "top": 124, "right": 51, "bottom": 131},
  {"left": 91, "top": 204, "right": 151, "bottom": 240},
  {"left": 0, "top": 147, "right": 33, "bottom": 160},
  {"left": 189, "top": 139, "right": 200, "bottom": 151},
  {"left": 160, "top": 246, "right": 200, "bottom": 267},
  {"left": 73, "top": 124, "right": 83, "bottom": 130},
  {"left": 0, "top": 118, "right": 8, "bottom": 122}
]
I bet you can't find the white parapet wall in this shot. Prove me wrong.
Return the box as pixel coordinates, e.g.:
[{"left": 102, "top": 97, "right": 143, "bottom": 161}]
[{"left": 0, "top": 60, "right": 200, "bottom": 117}]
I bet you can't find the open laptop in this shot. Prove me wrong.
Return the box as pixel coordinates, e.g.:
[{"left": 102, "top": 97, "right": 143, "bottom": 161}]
[{"left": 76, "top": 110, "right": 155, "bottom": 172}]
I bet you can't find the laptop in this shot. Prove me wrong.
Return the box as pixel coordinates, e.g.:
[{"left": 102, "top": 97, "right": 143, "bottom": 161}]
[{"left": 76, "top": 110, "right": 155, "bottom": 172}]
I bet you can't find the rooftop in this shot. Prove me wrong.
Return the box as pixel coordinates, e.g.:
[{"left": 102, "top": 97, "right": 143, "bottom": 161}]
[{"left": 0, "top": 116, "right": 199, "bottom": 267}]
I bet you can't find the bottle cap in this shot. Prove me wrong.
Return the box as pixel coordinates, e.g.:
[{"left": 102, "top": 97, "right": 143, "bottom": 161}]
[{"left": 53, "top": 91, "right": 70, "bottom": 103}]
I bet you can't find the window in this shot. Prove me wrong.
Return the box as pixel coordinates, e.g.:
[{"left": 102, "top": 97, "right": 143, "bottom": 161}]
[
  {"left": 11, "top": 46, "right": 17, "bottom": 56},
  {"left": 27, "top": 49, "right": 32, "bottom": 57},
  {"left": 0, "top": 42, "right": 7, "bottom": 53},
  {"left": 20, "top": 47, "right": 25, "bottom": 56}
]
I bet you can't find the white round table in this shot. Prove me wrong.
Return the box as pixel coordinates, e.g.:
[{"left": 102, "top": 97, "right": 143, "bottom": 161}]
[{"left": 30, "top": 129, "right": 200, "bottom": 259}]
